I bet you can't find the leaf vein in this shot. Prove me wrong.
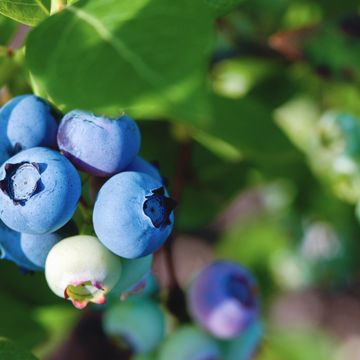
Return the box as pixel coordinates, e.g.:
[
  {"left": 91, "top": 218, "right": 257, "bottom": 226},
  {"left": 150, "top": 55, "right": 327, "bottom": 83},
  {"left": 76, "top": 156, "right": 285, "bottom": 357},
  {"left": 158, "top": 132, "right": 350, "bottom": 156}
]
[
  {"left": 66, "top": 6, "right": 164, "bottom": 89},
  {"left": 34, "top": 0, "right": 49, "bottom": 15},
  {"left": 0, "top": 0, "right": 49, "bottom": 15}
]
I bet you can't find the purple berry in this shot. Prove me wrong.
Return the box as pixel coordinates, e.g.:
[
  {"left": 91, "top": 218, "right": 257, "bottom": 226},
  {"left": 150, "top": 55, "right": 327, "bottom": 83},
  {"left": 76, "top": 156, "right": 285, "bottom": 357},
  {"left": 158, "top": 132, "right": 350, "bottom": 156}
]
[
  {"left": 188, "top": 261, "right": 259, "bottom": 339},
  {"left": 57, "top": 110, "right": 141, "bottom": 176}
]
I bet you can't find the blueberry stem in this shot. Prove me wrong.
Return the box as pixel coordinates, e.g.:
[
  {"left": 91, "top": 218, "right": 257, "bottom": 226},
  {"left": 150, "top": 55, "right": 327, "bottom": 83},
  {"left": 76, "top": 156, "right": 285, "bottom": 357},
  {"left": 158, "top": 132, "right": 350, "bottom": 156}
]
[{"left": 79, "top": 195, "right": 89, "bottom": 210}]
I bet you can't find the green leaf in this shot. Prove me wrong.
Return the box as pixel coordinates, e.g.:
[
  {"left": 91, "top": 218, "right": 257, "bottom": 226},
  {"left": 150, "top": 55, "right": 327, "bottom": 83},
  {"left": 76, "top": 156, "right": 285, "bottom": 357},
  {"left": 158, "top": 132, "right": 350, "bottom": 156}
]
[
  {"left": 0, "top": 48, "right": 21, "bottom": 87},
  {"left": 26, "top": 0, "right": 214, "bottom": 122},
  {"left": 0, "top": 292, "right": 46, "bottom": 348},
  {"left": 0, "top": 16, "right": 17, "bottom": 45},
  {"left": 315, "top": 0, "right": 358, "bottom": 17},
  {"left": 216, "top": 218, "right": 289, "bottom": 269},
  {"left": 0, "top": 261, "right": 62, "bottom": 306},
  {"left": 261, "top": 328, "right": 338, "bottom": 360},
  {"left": 304, "top": 22, "right": 360, "bottom": 82},
  {"left": 0, "top": 338, "right": 38, "bottom": 360},
  {"left": 0, "top": 46, "right": 25, "bottom": 87},
  {"left": 0, "top": 0, "right": 51, "bottom": 26},
  {"left": 194, "top": 94, "right": 298, "bottom": 162},
  {"left": 205, "top": 0, "right": 246, "bottom": 17},
  {"left": 33, "top": 305, "right": 80, "bottom": 359}
]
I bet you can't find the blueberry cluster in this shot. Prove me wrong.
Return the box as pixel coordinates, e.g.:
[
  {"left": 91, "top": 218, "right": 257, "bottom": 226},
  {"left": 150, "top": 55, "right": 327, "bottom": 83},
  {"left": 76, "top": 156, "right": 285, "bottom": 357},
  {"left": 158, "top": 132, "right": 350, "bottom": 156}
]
[
  {"left": 0, "top": 94, "right": 262, "bottom": 358},
  {"left": 101, "top": 260, "right": 262, "bottom": 358},
  {"left": 0, "top": 94, "right": 176, "bottom": 309}
]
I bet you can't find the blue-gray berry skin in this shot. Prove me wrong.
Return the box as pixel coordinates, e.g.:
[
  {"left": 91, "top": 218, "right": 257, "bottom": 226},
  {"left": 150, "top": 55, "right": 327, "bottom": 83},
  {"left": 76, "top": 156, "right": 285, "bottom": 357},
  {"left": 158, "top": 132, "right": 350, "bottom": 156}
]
[
  {"left": 159, "top": 325, "right": 222, "bottom": 360},
  {"left": 103, "top": 298, "right": 165, "bottom": 354},
  {"left": 0, "top": 95, "right": 59, "bottom": 165},
  {"left": 111, "top": 255, "right": 153, "bottom": 298},
  {"left": 0, "top": 147, "right": 81, "bottom": 234},
  {"left": 0, "top": 220, "right": 77, "bottom": 271},
  {"left": 57, "top": 110, "right": 141, "bottom": 177},
  {"left": 225, "top": 319, "right": 263, "bottom": 360},
  {"left": 188, "top": 261, "right": 259, "bottom": 339},
  {"left": 93, "top": 172, "right": 176, "bottom": 258},
  {"left": 124, "top": 156, "right": 163, "bottom": 183}
]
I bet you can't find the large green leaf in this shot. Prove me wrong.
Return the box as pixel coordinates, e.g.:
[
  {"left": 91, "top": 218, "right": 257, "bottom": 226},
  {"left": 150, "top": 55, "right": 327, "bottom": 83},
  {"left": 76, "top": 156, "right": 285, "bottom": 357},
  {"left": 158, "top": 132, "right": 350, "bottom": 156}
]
[
  {"left": 0, "top": 338, "right": 38, "bottom": 360},
  {"left": 26, "top": 0, "right": 214, "bottom": 121},
  {"left": 0, "top": 16, "right": 17, "bottom": 44},
  {"left": 194, "top": 94, "right": 299, "bottom": 162},
  {"left": 0, "top": 0, "right": 51, "bottom": 26}
]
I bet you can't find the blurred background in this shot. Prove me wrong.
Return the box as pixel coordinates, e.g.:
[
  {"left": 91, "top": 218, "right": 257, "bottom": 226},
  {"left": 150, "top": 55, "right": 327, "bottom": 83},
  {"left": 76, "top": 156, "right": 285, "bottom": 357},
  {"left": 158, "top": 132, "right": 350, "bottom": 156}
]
[{"left": 1, "top": 0, "right": 360, "bottom": 359}]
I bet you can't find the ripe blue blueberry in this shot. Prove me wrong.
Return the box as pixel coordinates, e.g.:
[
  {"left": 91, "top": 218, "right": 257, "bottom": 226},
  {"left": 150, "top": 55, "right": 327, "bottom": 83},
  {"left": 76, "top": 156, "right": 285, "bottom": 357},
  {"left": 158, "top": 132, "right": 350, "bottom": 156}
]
[
  {"left": 159, "top": 325, "right": 222, "bottom": 360},
  {"left": 103, "top": 298, "right": 165, "bottom": 354},
  {"left": 93, "top": 172, "right": 176, "bottom": 258},
  {"left": 0, "top": 95, "right": 59, "bottom": 165},
  {"left": 0, "top": 220, "right": 77, "bottom": 271},
  {"left": 0, "top": 147, "right": 81, "bottom": 234},
  {"left": 124, "top": 156, "right": 163, "bottom": 183},
  {"left": 57, "top": 110, "right": 141, "bottom": 176},
  {"left": 188, "top": 261, "right": 259, "bottom": 339},
  {"left": 45, "top": 235, "right": 122, "bottom": 309}
]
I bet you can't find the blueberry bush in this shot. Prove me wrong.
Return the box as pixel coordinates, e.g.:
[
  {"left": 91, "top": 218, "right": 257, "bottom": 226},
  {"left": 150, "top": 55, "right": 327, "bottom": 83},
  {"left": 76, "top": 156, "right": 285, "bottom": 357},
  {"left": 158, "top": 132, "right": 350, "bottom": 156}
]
[{"left": 0, "top": 0, "right": 360, "bottom": 359}]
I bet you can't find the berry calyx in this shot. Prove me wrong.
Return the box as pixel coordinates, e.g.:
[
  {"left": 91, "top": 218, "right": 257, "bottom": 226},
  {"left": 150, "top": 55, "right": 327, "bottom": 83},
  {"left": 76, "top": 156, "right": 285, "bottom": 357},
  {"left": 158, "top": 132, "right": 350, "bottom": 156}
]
[
  {"left": 0, "top": 162, "right": 41, "bottom": 205},
  {"left": 143, "top": 187, "right": 177, "bottom": 228},
  {"left": 65, "top": 280, "right": 106, "bottom": 310}
]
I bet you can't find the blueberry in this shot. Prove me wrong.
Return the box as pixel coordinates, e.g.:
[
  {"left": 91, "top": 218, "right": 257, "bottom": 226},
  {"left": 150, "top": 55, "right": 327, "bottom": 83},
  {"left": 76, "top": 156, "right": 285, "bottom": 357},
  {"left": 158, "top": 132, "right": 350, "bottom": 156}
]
[
  {"left": 188, "top": 261, "right": 259, "bottom": 339},
  {"left": 0, "top": 95, "right": 59, "bottom": 165},
  {"left": 0, "top": 220, "right": 77, "bottom": 271},
  {"left": 111, "top": 255, "right": 153, "bottom": 299},
  {"left": 93, "top": 172, "right": 176, "bottom": 258},
  {"left": 159, "top": 325, "right": 222, "bottom": 360},
  {"left": 103, "top": 298, "right": 165, "bottom": 354},
  {"left": 57, "top": 110, "right": 141, "bottom": 176},
  {"left": 45, "top": 235, "right": 122, "bottom": 309},
  {"left": 0, "top": 147, "right": 81, "bottom": 234},
  {"left": 124, "top": 156, "right": 163, "bottom": 183},
  {"left": 225, "top": 319, "right": 263, "bottom": 360}
]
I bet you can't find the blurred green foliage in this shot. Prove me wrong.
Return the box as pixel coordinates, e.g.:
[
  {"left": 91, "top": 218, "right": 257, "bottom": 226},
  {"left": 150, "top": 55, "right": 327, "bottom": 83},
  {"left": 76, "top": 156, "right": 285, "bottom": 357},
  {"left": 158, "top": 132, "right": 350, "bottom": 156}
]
[{"left": 0, "top": 338, "right": 38, "bottom": 360}]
